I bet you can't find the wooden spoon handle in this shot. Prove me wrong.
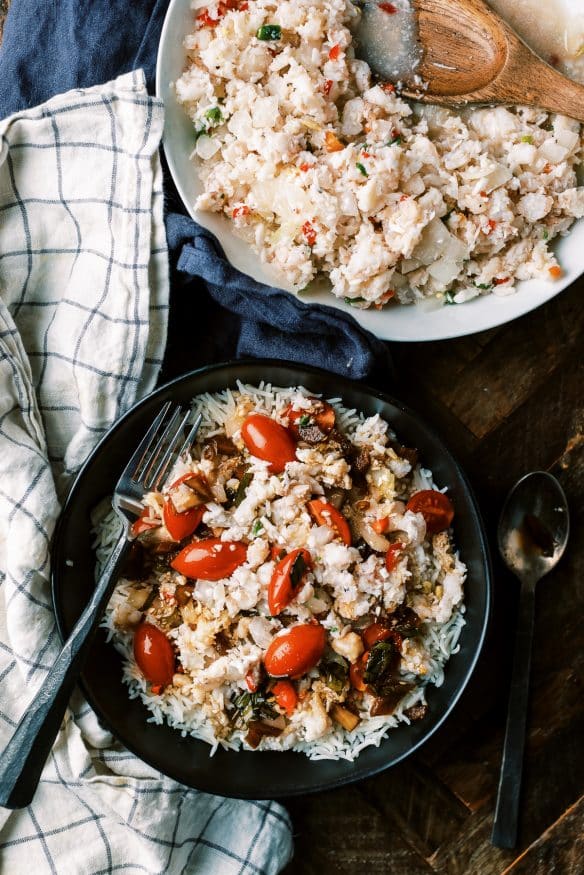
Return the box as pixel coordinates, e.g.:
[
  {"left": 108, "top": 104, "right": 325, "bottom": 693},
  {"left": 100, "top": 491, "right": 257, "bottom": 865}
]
[{"left": 492, "top": 582, "right": 536, "bottom": 848}]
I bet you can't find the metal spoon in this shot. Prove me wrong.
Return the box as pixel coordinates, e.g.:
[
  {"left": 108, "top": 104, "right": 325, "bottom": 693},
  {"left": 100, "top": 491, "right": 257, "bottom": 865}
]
[
  {"left": 492, "top": 472, "right": 570, "bottom": 848},
  {"left": 355, "top": 0, "right": 584, "bottom": 122}
]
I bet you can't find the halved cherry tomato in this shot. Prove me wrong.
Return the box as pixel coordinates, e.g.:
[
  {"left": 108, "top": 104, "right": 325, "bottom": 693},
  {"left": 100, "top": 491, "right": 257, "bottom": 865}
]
[
  {"left": 163, "top": 499, "right": 206, "bottom": 542},
  {"left": 385, "top": 541, "right": 404, "bottom": 573},
  {"left": 133, "top": 623, "right": 175, "bottom": 687},
  {"left": 268, "top": 548, "right": 312, "bottom": 615},
  {"left": 362, "top": 623, "right": 403, "bottom": 652},
  {"left": 131, "top": 509, "right": 160, "bottom": 537},
  {"left": 171, "top": 537, "right": 247, "bottom": 581},
  {"left": 264, "top": 623, "right": 326, "bottom": 678},
  {"left": 372, "top": 516, "right": 389, "bottom": 534},
  {"left": 307, "top": 498, "right": 352, "bottom": 546},
  {"left": 349, "top": 651, "right": 370, "bottom": 692},
  {"left": 362, "top": 623, "right": 392, "bottom": 650},
  {"left": 245, "top": 668, "right": 260, "bottom": 693},
  {"left": 272, "top": 680, "right": 298, "bottom": 715},
  {"left": 241, "top": 413, "right": 297, "bottom": 474},
  {"left": 283, "top": 398, "right": 336, "bottom": 439},
  {"left": 406, "top": 490, "right": 454, "bottom": 534}
]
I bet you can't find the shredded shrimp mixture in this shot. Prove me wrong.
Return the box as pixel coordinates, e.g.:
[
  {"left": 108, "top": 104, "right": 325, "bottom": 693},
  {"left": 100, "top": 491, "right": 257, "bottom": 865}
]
[
  {"left": 174, "top": 0, "right": 584, "bottom": 308},
  {"left": 99, "top": 384, "right": 466, "bottom": 760}
]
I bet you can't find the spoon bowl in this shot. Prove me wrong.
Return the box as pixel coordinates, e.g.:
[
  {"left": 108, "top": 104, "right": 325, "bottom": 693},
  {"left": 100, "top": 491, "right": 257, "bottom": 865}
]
[
  {"left": 498, "top": 471, "right": 570, "bottom": 585},
  {"left": 356, "top": 0, "right": 584, "bottom": 122}
]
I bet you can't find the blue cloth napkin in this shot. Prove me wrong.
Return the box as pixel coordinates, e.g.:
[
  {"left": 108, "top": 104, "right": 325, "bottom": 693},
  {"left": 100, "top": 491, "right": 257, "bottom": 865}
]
[{"left": 0, "top": 0, "right": 392, "bottom": 381}]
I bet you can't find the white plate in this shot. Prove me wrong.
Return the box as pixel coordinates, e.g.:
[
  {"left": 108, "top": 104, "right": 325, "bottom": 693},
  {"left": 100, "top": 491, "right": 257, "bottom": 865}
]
[{"left": 156, "top": 0, "right": 583, "bottom": 341}]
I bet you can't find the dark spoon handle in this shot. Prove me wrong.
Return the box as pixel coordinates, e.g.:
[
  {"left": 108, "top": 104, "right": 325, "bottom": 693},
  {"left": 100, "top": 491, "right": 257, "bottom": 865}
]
[
  {"left": 492, "top": 582, "right": 536, "bottom": 848},
  {"left": 0, "top": 532, "right": 129, "bottom": 809}
]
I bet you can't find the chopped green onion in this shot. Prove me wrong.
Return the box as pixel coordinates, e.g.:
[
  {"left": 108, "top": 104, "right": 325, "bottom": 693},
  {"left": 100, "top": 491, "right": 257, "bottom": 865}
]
[
  {"left": 444, "top": 290, "right": 457, "bottom": 305},
  {"left": 257, "top": 24, "right": 281, "bottom": 40},
  {"left": 387, "top": 135, "right": 402, "bottom": 146},
  {"left": 298, "top": 414, "right": 312, "bottom": 427},
  {"left": 474, "top": 282, "right": 493, "bottom": 290},
  {"left": 251, "top": 519, "right": 264, "bottom": 536},
  {"left": 205, "top": 106, "right": 223, "bottom": 123},
  {"left": 234, "top": 472, "right": 253, "bottom": 507},
  {"left": 356, "top": 162, "right": 368, "bottom": 177},
  {"left": 542, "top": 228, "right": 549, "bottom": 240},
  {"left": 344, "top": 296, "right": 366, "bottom": 305},
  {"left": 521, "top": 134, "right": 534, "bottom": 144}
]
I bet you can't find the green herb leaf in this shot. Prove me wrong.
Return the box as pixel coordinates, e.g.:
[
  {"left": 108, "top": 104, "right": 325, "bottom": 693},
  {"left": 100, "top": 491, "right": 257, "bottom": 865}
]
[
  {"left": 257, "top": 24, "right": 281, "bottom": 40},
  {"left": 356, "top": 162, "right": 368, "bottom": 177},
  {"left": 474, "top": 282, "right": 493, "bottom": 291},
  {"left": 234, "top": 472, "right": 253, "bottom": 507},
  {"left": 363, "top": 641, "right": 399, "bottom": 693},
  {"left": 321, "top": 656, "right": 349, "bottom": 693},
  {"left": 251, "top": 519, "right": 264, "bottom": 536},
  {"left": 232, "top": 691, "right": 276, "bottom": 726},
  {"left": 298, "top": 414, "right": 312, "bottom": 427},
  {"left": 387, "top": 135, "right": 402, "bottom": 146},
  {"left": 344, "top": 296, "right": 366, "bottom": 305},
  {"left": 290, "top": 553, "right": 306, "bottom": 589},
  {"left": 542, "top": 228, "right": 549, "bottom": 240},
  {"left": 205, "top": 106, "right": 223, "bottom": 123}
]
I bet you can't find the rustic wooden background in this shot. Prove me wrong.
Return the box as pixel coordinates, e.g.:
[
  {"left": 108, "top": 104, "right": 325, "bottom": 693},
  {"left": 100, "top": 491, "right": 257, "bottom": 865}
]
[{"left": 1, "top": 3, "right": 582, "bottom": 873}]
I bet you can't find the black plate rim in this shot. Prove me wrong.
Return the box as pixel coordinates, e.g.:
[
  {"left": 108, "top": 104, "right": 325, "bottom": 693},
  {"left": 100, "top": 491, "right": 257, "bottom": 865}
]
[{"left": 52, "top": 358, "right": 492, "bottom": 798}]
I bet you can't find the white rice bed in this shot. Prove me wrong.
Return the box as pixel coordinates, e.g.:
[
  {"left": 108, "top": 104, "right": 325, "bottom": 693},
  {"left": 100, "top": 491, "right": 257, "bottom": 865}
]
[{"left": 94, "top": 381, "right": 466, "bottom": 761}]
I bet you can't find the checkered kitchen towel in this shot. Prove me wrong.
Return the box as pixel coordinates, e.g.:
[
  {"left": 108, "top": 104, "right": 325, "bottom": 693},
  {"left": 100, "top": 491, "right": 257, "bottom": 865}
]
[{"left": 0, "top": 69, "right": 292, "bottom": 874}]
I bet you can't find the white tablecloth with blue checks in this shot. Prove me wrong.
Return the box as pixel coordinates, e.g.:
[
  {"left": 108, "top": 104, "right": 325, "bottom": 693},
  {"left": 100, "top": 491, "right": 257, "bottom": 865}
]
[{"left": 0, "top": 69, "right": 292, "bottom": 875}]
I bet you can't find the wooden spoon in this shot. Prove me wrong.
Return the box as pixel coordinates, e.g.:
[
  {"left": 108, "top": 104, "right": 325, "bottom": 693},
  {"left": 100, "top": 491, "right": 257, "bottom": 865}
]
[{"left": 357, "top": 0, "right": 584, "bottom": 122}]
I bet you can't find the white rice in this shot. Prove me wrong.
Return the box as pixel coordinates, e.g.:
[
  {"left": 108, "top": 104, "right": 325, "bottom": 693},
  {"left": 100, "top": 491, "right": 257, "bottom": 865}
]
[
  {"left": 174, "top": 0, "right": 584, "bottom": 308},
  {"left": 97, "top": 381, "right": 466, "bottom": 760}
]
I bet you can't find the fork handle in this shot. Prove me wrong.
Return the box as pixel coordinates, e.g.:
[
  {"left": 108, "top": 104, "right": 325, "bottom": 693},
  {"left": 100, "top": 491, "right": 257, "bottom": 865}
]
[
  {"left": 0, "top": 530, "right": 129, "bottom": 809},
  {"left": 491, "top": 582, "right": 536, "bottom": 848}
]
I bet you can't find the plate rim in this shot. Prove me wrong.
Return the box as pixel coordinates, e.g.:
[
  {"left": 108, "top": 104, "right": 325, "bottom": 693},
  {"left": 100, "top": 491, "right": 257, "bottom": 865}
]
[{"left": 51, "top": 359, "right": 493, "bottom": 798}]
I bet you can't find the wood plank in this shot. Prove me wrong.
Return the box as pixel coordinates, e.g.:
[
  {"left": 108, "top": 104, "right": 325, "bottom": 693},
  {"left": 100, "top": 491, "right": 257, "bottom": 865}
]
[
  {"left": 396, "top": 278, "right": 583, "bottom": 441},
  {"left": 502, "top": 795, "right": 584, "bottom": 875},
  {"left": 360, "top": 761, "right": 470, "bottom": 859},
  {"left": 282, "top": 785, "right": 433, "bottom": 875}
]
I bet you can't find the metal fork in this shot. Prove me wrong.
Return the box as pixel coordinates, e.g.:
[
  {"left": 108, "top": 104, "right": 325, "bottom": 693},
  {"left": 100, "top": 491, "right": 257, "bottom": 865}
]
[{"left": 0, "top": 403, "right": 202, "bottom": 810}]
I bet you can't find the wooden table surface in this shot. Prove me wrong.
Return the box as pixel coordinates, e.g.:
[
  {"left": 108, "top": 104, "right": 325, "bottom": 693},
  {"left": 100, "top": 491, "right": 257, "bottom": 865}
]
[{"left": 1, "top": 4, "right": 582, "bottom": 873}]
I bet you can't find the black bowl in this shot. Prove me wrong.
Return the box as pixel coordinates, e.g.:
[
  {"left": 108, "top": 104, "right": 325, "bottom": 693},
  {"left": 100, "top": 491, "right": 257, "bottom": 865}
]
[{"left": 52, "top": 360, "right": 491, "bottom": 798}]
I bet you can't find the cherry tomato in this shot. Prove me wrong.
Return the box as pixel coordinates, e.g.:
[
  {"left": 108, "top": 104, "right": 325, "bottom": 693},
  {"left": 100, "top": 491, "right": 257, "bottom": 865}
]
[
  {"left": 171, "top": 538, "right": 247, "bottom": 581},
  {"left": 372, "top": 516, "right": 389, "bottom": 534},
  {"left": 283, "top": 398, "right": 336, "bottom": 439},
  {"left": 272, "top": 680, "right": 298, "bottom": 715},
  {"left": 241, "top": 413, "right": 297, "bottom": 474},
  {"left": 133, "top": 623, "right": 175, "bottom": 687},
  {"left": 268, "top": 548, "right": 312, "bottom": 616},
  {"left": 307, "top": 498, "right": 352, "bottom": 546},
  {"left": 163, "top": 500, "right": 206, "bottom": 542},
  {"left": 385, "top": 541, "right": 404, "bottom": 573},
  {"left": 264, "top": 623, "right": 326, "bottom": 678},
  {"left": 406, "top": 490, "right": 454, "bottom": 534},
  {"left": 349, "top": 651, "right": 370, "bottom": 692},
  {"left": 131, "top": 509, "right": 160, "bottom": 537}
]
